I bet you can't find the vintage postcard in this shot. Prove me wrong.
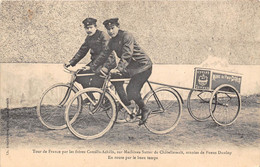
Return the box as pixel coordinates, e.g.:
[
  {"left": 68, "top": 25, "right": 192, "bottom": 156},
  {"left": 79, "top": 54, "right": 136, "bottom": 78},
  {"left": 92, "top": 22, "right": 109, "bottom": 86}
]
[{"left": 0, "top": 0, "right": 259, "bottom": 166}]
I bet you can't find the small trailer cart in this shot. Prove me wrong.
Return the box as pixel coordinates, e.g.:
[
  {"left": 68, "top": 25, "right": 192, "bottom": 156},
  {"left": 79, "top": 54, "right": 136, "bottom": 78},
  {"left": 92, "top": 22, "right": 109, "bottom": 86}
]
[{"left": 150, "top": 67, "right": 242, "bottom": 126}]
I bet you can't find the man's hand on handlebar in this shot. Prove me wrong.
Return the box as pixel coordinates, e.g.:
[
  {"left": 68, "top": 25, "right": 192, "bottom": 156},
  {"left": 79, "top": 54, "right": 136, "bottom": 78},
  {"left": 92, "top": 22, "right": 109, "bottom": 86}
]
[
  {"left": 110, "top": 68, "right": 122, "bottom": 77},
  {"left": 110, "top": 68, "right": 120, "bottom": 74},
  {"left": 82, "top": 65, "right": 91, "bottom": 71},
  {"left": 64, "top": 62, "right": 71, "bottom": 68}
]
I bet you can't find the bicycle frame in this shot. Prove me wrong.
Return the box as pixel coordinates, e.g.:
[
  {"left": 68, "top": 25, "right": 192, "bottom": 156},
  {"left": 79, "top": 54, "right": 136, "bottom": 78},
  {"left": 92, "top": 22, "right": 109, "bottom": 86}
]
[
  {"left": 93, "top": 72, "right": 164, "bottom": 117},
  {"left": 59, "top": 66, "right": 95, "bottom": 106}
]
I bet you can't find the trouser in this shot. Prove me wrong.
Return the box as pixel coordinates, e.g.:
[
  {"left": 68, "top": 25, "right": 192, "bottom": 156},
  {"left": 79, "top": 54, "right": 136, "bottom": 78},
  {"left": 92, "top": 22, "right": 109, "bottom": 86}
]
[{"left": 112, "top": 67, "right": 152, "bottom": 110}]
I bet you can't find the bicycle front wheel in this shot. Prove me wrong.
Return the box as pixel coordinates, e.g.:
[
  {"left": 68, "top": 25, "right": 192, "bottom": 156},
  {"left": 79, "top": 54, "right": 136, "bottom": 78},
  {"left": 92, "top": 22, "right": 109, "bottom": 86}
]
[
  {"left": 65, "top": 88, "right": 117, "bottom": 140},
  {"left": 143, "top": 87, "right": 182, "bottom": 134},
  {"left": 37, "top": 83, "right": 81, "bottom": 130}
]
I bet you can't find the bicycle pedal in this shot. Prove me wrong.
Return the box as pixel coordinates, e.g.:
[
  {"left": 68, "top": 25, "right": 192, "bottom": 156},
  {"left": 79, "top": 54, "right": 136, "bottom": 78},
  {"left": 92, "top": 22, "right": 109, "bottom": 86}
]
[
  {"left": 130, "top": 114, "right": 135, "bottom": 119},
  {"left": 125, "top": 114, "right": 137, "bottom": 122}
]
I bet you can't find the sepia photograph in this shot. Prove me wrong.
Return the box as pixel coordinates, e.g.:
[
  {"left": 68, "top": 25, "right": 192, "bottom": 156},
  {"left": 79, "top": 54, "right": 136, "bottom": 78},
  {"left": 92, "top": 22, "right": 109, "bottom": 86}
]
[{"left": 0, "top": 0, "right": 259, "bottom": 166}]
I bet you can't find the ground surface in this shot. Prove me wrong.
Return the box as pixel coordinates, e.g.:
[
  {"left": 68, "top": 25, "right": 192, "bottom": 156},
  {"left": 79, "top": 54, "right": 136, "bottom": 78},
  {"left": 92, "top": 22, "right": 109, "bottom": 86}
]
[{"left": 0, "top": 94, "right": 259, "bottom": 151}]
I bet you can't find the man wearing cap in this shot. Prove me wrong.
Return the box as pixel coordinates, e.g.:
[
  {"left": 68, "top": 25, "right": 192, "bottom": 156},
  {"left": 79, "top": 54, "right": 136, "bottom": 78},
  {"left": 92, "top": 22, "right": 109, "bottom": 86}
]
[
  {"left": 65, "top": 17, "right": 116, "bottom": 89},
  {"left": 101, "top": 18, "right": 153, "bottom": 125}
]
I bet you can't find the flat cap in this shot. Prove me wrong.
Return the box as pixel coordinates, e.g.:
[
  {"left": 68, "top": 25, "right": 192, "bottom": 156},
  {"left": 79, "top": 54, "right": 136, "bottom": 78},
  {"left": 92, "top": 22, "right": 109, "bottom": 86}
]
[
  {"left": 82, "top": 17, "right": 97, "bottom": 27},
  {"left": 103, "top": 18, "right": 119, "bottom": 28}
]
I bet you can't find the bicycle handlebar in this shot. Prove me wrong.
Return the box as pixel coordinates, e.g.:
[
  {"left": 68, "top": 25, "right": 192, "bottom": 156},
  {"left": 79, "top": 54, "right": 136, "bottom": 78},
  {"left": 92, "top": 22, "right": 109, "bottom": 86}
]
[
  {"left": 63, "top": 64, "right": 127, "bottom": 80},
  {"left": 62, "top": 64, "right": 114, "bottom": 78},
  {"left": 63, "top": 64, "right": 77, "bottom": 73},
  {"left": 63, "top": 64, "right": 96, "bottom": 77}
]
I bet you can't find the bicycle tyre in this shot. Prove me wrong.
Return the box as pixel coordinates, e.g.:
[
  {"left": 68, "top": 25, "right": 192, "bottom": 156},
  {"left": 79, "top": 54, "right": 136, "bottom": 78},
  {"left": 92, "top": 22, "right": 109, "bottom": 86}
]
[
  {"left": 65, "top": 87, "right": 117, "bottom": 140},
  {"left": 209, "top": 84, "right": 241, "bottom": 126},
  {"left": 37, "top": 83, "right": 81, "bottom": 130}
]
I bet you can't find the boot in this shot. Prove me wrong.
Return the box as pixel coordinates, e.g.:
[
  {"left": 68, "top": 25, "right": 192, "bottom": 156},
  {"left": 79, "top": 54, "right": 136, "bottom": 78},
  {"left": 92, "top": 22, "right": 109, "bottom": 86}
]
[{"left": 138, "top": 107, "right": 151, "bottom": 126}]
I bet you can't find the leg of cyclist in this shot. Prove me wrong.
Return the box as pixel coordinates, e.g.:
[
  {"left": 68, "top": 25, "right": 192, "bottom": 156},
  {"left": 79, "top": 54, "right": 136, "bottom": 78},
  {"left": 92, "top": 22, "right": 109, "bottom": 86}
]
[
  {"left": 111, "top": 74, "right": 131, "bottom": 108},
  {"left": 126, "top": 67, "right": 152, "bottom": 125},
  {"left": 90, "top": 74, "right": 104, "bottom": 88}
]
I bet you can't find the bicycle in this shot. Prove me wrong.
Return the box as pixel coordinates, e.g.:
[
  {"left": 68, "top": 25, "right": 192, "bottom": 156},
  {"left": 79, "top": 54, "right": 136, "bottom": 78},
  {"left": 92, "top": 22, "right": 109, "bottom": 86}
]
[
  {"left": 149, "top": 67, "right": 242, "bottom": 126},
  {"left": 64, "top": 71, "right": 183, "bottom": 140},
  {"left": 37, "top": 65, "right": 96, "bottom": 130}
]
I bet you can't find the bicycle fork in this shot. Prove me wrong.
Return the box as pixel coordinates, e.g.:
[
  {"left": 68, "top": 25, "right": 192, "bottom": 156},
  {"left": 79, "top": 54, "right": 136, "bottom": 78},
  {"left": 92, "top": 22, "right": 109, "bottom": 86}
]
[
  {"left": 58, "top": 72, "right": 78, "bottom": 107},
  {"left": 88, "top": 74, "right": 111, "bottom": 115},
  {"left": 58, "top": 83, "right": 74, "bottom": 107}
]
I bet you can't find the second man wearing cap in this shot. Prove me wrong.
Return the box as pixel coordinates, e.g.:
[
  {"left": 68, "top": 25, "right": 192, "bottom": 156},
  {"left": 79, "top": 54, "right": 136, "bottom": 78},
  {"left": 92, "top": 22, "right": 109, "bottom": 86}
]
[{"left": 100, "top": 18, "right": 153, "bottom": 125}]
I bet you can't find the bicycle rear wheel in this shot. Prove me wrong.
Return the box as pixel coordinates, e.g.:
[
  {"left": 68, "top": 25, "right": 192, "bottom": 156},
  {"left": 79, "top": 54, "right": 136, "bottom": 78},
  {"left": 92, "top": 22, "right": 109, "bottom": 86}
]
[
  {"left": 65, "top": 88, "right": 117, "bottom": 140},
  {"left": 143, "top": 87, "right": 182, "bottom": 134},
  {"left": 210, "top": 84, "right": 241, "bottom": 126},
  {"left": 187, "top": 90, "right": 217, "bottom": 121},
  {"left": 37, "top": 83, "right": 81, "bottom": 130}
]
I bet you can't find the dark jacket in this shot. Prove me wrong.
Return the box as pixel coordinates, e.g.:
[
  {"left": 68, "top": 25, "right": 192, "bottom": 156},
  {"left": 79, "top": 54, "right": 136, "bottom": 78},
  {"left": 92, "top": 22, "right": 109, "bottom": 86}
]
[
  {"left": 103, "top": 30, "right": 152, "bottom": 77},
  {"left": 69, "top": 29, "right": 116, "bottom": 72}
]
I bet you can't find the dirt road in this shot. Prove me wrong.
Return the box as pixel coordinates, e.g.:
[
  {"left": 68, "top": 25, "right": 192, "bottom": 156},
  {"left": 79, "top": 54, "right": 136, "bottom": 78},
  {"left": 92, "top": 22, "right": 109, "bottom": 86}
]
[{"left": 0, "top": 95, "right": 259, "bottom": 151}]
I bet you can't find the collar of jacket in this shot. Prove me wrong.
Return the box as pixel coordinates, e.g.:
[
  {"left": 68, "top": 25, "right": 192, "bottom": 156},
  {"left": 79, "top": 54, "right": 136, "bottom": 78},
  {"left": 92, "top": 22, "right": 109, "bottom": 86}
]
[
  {"left": 88, "top": 29, "right": 100, "bottom": 38},
  {"left": 112, "top": 29, "right": 124, "bottom": 39}
]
